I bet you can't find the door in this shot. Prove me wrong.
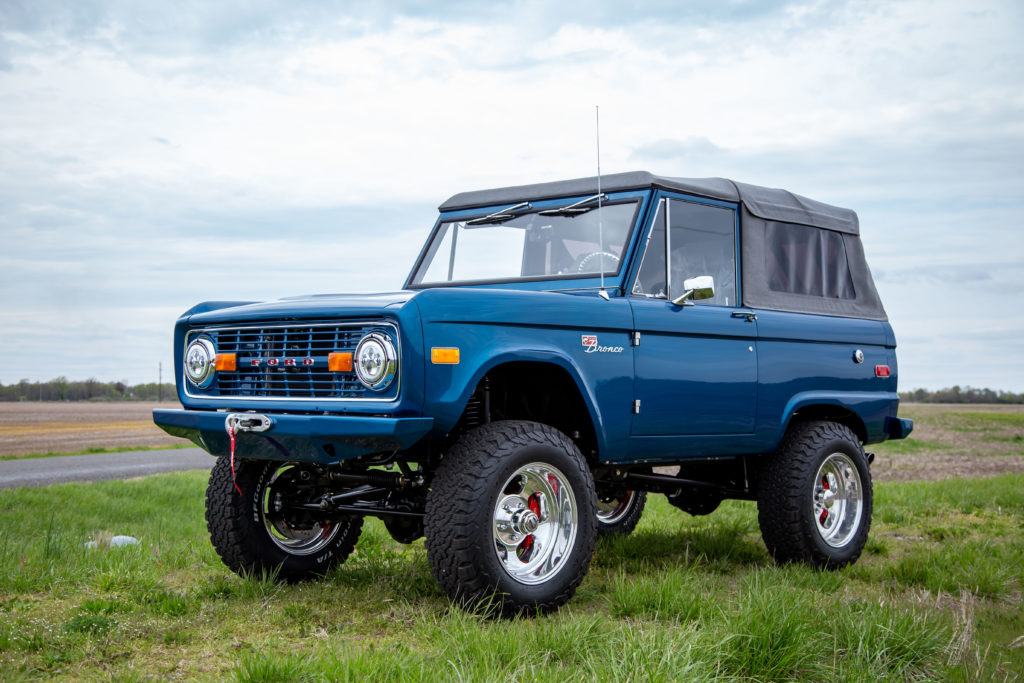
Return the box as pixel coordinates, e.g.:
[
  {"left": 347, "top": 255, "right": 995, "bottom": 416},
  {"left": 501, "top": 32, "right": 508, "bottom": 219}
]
[{"left": 630, "top": 195, "right": 757, "bottom": 436}]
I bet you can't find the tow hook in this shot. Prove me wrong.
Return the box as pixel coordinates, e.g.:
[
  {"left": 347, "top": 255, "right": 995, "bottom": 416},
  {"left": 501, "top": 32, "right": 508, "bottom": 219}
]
[{"left": 225, "top": 413, "right": 274, "bottom": 433}]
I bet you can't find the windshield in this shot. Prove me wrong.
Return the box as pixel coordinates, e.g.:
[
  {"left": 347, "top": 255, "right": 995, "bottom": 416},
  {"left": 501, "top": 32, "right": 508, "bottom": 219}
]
[{"left": 410, "top": 200, "right": 639, "bottom": 286}]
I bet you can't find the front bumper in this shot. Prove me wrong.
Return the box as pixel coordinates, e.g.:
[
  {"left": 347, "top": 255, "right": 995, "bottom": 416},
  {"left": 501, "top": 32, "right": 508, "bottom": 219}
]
[{"left": 153, "top": 409, "right": 434, "bottom": 464}]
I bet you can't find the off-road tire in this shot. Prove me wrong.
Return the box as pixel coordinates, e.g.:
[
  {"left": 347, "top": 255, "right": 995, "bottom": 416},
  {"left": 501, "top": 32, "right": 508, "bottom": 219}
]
[
  {"left": 205, "top": 457, "right": 363, "bottom": 582},
  {"left": 757, "top": 421, "right": 872, "bottom": 569},
  {"left": 596, "top": 488, "right": 647, "bottom": 536},
  {"left": 424, "top": 420, "right": 597, "bottom": 616}
]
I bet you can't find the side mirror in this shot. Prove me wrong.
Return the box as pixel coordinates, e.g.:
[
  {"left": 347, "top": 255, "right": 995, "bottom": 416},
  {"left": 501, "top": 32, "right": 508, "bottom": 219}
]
[{"left": 671, "top": 275, "right": 715, "bottom": 306}]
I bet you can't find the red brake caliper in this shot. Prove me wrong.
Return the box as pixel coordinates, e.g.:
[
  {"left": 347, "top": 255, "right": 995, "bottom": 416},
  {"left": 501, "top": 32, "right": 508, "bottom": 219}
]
[
  {"left": 517, "top": 493, "right": 542, "bottom": 561},
  {"left": 819, "top": 476, "right": 829, "bottom": 524}
]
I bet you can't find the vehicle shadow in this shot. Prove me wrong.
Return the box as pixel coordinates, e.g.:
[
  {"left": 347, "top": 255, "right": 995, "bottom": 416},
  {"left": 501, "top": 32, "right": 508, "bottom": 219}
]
[{"left": 592, "top": 520, "right": 770, "bottom": 573}]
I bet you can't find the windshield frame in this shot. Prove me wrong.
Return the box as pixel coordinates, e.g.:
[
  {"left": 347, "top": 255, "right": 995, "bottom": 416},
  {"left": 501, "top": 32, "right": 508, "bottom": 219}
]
[{"left": 404, "top": 190, "right": 649, "bottom": 290}]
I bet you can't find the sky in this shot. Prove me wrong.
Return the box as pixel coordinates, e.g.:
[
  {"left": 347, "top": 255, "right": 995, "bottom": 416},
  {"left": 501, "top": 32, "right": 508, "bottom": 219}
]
[{"left": 1, "top": 0, "right": 1022, "bottom": 391}]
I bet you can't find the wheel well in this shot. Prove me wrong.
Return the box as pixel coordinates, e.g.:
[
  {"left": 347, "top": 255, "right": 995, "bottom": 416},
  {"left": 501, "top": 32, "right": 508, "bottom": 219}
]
[
  {"left": 453, "top": 362, "right": 599, "bottom": 463},
  {"left": 786, "top": 405, "right": 867, "bottom": 443}
]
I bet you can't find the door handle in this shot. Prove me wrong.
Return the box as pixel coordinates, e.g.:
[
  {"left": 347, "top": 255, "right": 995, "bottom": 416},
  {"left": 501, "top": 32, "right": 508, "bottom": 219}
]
[{"left": 731, "top": 311, "right": 757, "bottom": 322}]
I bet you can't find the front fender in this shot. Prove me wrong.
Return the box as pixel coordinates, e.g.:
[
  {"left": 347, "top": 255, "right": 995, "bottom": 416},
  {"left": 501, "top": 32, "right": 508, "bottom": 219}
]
[
  {"left": 439, "top": 347, "right": 612, "bottom": 449},
  {"left": 413, "top": 290, "right": 634, "bottom": 459}
]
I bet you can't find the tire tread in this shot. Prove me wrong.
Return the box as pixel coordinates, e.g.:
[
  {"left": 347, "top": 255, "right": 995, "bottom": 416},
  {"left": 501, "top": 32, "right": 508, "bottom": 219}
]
[
  {"left": 424, "top": 420, "right": 596, "bottom": 615},
  {"left": 757, "top": 420, "right": 872, "bottom": 569},
  {"left": 205, "top": 457, "right": 362, "bottom": 582}
]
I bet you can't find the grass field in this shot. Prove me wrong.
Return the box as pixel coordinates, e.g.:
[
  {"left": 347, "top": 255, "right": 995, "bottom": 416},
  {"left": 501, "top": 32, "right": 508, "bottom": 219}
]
[
  {"left": 0, "top": 474, "right": 1021, "bottom": 681},
  {"left": 0, "top": 406, "right": 1022, "bottom": 680}
]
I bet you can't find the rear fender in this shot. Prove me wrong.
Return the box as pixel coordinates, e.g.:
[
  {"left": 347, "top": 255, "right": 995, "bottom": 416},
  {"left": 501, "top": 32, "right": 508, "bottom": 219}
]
[{"left": 777, "top": 391, "right": 900, "bottom": 446}]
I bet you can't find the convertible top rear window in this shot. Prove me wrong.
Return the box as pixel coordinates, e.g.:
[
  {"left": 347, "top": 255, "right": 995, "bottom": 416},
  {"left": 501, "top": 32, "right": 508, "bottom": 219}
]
[{"left": 765, "top": 222, "right": 856, "bottom": 300}]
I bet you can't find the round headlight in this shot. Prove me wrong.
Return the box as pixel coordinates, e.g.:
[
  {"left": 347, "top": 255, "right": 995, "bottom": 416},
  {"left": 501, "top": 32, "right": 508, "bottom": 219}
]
[
  {"left": 353, "top": 332, "right": 397, "bottom": 391},
  {"left": 184, "top": 337, "right": 216, "bottom": 388}
]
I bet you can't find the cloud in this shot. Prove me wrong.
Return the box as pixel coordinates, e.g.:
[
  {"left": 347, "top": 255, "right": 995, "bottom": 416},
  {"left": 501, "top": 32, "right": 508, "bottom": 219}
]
[
  {"left": 874, "top": 262, "right": 1024, "bottom": 286},
  {"left": 631, "top": 137, "right": 726, "bottom": 163},
  {"left": 0, "top": 0, "right": 815, "bottom": 51},
  {"left": 1, "top": 0, "right": 1023, "bottom": 389}
]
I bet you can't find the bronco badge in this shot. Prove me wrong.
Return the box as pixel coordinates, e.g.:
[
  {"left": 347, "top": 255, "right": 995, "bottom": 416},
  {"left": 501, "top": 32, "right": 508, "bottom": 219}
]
[{"left": 581, "top": 334, "right": 624, "bottom": 354}]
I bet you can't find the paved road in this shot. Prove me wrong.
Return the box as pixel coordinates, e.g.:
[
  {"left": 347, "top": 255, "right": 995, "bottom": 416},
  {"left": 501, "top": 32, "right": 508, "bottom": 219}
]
[{"left": 0, "top": 448, "right": 214, "bottom": 489}]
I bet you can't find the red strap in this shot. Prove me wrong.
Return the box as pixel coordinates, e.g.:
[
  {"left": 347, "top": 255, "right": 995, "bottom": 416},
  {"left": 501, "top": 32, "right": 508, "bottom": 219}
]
[{"left": 228, "top": 423, "right": 242, "bottom": 496}]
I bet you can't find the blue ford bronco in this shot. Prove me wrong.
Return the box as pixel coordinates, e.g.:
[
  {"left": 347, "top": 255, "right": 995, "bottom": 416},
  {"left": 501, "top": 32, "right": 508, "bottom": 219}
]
[{"left": 154, "top": 171, "right": 912, "bottom": 614}]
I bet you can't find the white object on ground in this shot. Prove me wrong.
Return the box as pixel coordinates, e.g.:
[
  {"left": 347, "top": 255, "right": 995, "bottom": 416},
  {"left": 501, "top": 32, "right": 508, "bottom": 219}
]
[{"left": 84, "top": 535, "right": 140, "bottom": 549}]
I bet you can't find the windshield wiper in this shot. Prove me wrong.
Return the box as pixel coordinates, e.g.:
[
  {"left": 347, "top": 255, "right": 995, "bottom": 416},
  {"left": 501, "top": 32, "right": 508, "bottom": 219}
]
[
  {"left": 465, "top": 202, "right": 533, "bottom": 226},
  {"left": 538, "top": 193, "right": 607, "bottom": 217}
]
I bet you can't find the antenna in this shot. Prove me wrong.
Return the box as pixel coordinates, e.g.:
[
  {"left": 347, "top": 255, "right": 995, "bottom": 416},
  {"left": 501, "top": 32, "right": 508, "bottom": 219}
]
[{"left": 596, "top": 105, "right": 610, "bottom": 301}]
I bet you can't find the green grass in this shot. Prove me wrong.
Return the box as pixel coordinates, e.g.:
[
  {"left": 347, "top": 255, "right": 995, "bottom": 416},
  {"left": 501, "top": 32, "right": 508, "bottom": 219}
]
[
  {"left": 0, "top": 443, "right": 193, "bottom": 461},
  {"left": 869, "top": 436, "right": 948, "bottom": 454},
  {"left": 948, "top": 412, "right": 1024, "bottom": 427},
  {"left": 1, "top": 473, "right": 1022, "bottom": 680}
]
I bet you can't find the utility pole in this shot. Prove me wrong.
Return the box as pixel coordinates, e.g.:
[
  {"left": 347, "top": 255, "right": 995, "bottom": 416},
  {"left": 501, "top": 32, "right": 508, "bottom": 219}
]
[{"left": 159, "top": 362, "right": 162, "bottom": 402}]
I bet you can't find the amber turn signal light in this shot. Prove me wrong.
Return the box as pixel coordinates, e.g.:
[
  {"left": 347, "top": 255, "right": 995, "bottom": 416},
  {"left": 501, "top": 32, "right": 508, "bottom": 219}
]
[
  {"left": 329, "top": 352, "right": 353, "bottom": 372},
  {"left": 431, "top": 347, "right": 460, "bottom": 364},
  {"left": 215, "top": 353, "right": 236, "bottom": 372}
]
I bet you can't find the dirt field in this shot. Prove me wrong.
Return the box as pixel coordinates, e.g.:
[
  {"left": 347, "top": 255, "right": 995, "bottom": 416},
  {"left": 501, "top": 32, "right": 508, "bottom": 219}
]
[
  {"left": 870, "top": 403, "right": 1024, "bottom": 482},
  {"left": 0, "top": 402, "right": 1021, "bottom": 480},
  {"left": 0, "top": 402, "right": 184, "bottom": 456}
]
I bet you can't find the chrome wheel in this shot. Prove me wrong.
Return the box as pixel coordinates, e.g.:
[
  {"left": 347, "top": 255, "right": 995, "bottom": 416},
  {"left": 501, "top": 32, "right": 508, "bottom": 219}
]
[
  {"left": 812, "top": 452, "right": 863, "bottom": 548},
  {"left": 426, "top": 421, "right": 597, "bottom": 614},
  {"left": 597, "top": 489, "right": 636, "bottom": 525},
  {"left": 262, "top": 465, "right": 340, "bottom": 556},
  {"left": 492, "top": 462, "right": 578, "bottom": 585},
  {"left": 759, "top": 421, "right": 872, "bottom": 569}
]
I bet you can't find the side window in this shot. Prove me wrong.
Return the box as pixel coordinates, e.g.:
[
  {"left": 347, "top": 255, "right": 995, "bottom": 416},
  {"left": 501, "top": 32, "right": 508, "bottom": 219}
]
[
  {"left": 669, "top": 199, "right": 737, "bottom": 306},
  {"left": 632, "top": 198, "right": 737, "bottom": 306},
  {"left": 632, "top": 200, "right": 667, "bottom": 297}
]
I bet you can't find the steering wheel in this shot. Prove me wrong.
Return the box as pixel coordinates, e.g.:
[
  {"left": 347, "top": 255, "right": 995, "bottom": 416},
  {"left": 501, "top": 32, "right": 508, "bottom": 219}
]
[{"left": 576, "top": 251, "right": 620, "bottom": 274}]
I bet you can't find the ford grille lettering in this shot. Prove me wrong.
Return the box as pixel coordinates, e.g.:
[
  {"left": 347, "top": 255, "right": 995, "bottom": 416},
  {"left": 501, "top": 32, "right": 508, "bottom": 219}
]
[{"left": 248, "top": 358, "right": 316, "bottom": 367}]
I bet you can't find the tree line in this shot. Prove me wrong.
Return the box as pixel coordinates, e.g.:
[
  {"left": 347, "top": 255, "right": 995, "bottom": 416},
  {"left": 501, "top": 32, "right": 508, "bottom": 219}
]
[
  {"left": 1, "top": 377, "right": 1020, "bottom": 404},
  {"left": 901, "top": 386, "right": 1023, "bottom": 404},
  {"left": 0, "top": 378, "right": 178, "bottom": 402}
]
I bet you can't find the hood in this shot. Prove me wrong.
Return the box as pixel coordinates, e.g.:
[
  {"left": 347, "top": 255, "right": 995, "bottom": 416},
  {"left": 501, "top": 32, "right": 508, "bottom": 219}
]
[{"left": 184, "top": 291, "right": 415, "bottom": 325}]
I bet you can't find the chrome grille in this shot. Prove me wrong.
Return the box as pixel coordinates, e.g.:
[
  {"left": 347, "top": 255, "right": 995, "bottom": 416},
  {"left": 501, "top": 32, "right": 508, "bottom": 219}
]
[{"left": 186, "top": 322, "right": 397, "bottom": 400}]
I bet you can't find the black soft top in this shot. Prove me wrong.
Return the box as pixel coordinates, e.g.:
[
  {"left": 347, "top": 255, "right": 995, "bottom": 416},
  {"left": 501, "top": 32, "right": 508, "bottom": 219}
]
[
  {"left": 439, "top": 171, "right": 860, "bottom": 235},
  {"left": 440, "top": 170, "right": 885, "bottom": 321}
]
